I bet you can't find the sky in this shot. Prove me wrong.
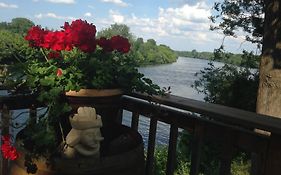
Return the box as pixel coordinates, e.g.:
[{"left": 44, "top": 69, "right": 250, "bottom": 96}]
[{"left": 0, "top": 0, "right": 257, "bottom": 53}]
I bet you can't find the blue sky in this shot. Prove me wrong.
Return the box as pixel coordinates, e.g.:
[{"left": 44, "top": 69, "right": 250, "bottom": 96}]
[{"left": 0, "top": 0, "right": 256, "bottom": 53}]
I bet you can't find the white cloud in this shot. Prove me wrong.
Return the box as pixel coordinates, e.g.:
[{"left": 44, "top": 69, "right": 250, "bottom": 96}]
[
  {"left": 88, "top": 5, "right": 94, "bottom": 9},
  {"left": 96, "top": 1, "right": 255, "bottom": 52},
  {"left": 0, "top": 2, "right": 18, "bottom": 8},
  {"left": 123, "top": 2, "right": 212, "bottom": 41},
  {"left": 35, "top": 13, "right": 76, "bottom": 20},
  {"left": 45, "top": 0, "right": 75, "bottom": 4},
  {"left": 109, "top": 10, "right": 124, "bottom": 23},
  {"left": 100, "top": 0, "right": 128, "bottom": 7},
  {"left": 84, "top": 12, "right": 92, "bottom": 17}
]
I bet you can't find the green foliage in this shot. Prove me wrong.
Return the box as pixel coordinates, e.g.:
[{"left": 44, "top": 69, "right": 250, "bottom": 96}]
[
  {"left": 153, "top": 146, "right": 190, "bottom": 175},
  {"left": 176, "top": 51, "right": 258, "bottom": 174},
  {"left": 0, "top": 17, "right": 34, "bottom": 35},
  {"left": 231, "top": 154, "right": 251, "bottom": 175},
  {"left": 132, "top": 39, "right": 177, "bottom": 65},
  {"left": 0, "top": 30, "right": 40, "bottom": 64},
  {"left": 97, "top": 23, "right": 134, "bottom": 42},
  {"left": 193, "top": 62, "right": 259, "bottom": 112},
  {"left": 176, "top": 49, "right": 214, "bottom": 60},
  {"left": 211, "top": 0, "right": 264, "bottom": 47}
]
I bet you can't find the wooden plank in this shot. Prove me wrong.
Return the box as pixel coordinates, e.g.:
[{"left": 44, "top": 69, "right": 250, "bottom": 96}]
[
  {"left": 0, "top": 94, "right": 43, "bottom": 110},
  {"left": 122, "top": 95, "right": 270, "bottom": 153},
  {"left": 251, "top": 152, "right": 266, "bottom": 175},
  {"left": 166, "top": 124, "right": 178, "bottom": 175},
  {"left": 29, "top": 104, "right": 37, "bottom": 125},
  {"left": 264, "top": 134, "right": 281, "bottom": 174},
  {"left": 190, "top": 123, "right": 205, "bottom": 175},
  {"left": 219, "top": 131, "right": 235, "bottom": 175},
  {"left": 116, "top": 109, "right": 123, "bottom": 124},
  {"left": 131, "top": 112, "right": 139, "bottom": 131},
  {"left": 145, "top": 116, "right": 158, "bottom": 175},
  {"left": 127, "top": 93, "right": 281, "bottom": 135}
]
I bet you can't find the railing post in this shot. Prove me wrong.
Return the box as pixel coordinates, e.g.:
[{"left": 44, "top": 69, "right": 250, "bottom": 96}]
[
  {"left": 251, "top": 152, "right": 266, "bottom": 175},
  {"left": 116, "top": 109, "right": 123, "bottom": 124},
  {"left": 165, "top": 124, "right": 178, "bottom": 175},
  {"left": 29, "top": 104, "right": 37, "bottom": 124},
  {"left": 1, "top": 105, "right": 10, "bottom": 175},
  {"left": 219, "top": 130, "right": 235, "bottom": 175},
  {"left": 145, "top": 115, "right": 158, "bottom": 175},
  {"left": 131, "top": 112, "right": 139, "bottom": 131},
  {"left": 264, "top": 133, "right": 281, "bottom": 175},
  {"left": 190, "top": 123, "right": 205, "bottom": 175}
]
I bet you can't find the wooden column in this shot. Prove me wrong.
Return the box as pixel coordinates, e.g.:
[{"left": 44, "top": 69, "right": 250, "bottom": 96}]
[{"left": 256, "top": 1, "right": 281, "bottom": 173}]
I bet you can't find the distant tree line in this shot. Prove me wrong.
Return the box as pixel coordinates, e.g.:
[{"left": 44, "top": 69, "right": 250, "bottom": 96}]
[
  {"left": 0, "top": 18, "right": 34, "bottom": 35},
  {"left": 175, "top": 49, "right": 260, "bottom": 68}
]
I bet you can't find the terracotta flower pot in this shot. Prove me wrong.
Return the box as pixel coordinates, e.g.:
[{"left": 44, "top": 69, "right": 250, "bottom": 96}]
[{"left": 65, "top": 89, "right": 123, "bottom": 127}]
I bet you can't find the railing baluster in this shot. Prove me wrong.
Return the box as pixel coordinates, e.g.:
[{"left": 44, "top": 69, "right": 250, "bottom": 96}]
[
  {"left": 145, "top": 115, "right": 158, "bottom": 175},
  {"left": 251, "top": 152, "right": 266, "bottom": 175},
  {"left": 116, "top": 109, "right": 123, "bottom": 124},
  {"left": 264, "top": 134, "right": 281, "bottom": 175},
  {"left": 131, "top": 112, "right": 139, "bottom": 131},
  {"left": 1, "top": 105, "right": 10, "bottom": 175},
  {"left": 166, "top": 124, "right": 178, "bottom": 175},
  {"left": 219, "top": 135, "right": 234, "bottom": 175},
  {"left": 190, "top": 123, "right": 205, "bottom": 175},
  {"left": 29, "top": 104, "right": 37, "bottom": 124}
]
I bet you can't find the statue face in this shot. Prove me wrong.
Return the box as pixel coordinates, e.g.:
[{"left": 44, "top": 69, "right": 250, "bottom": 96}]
[{"left": 80, "top": 128, "right": 102, "bottom": 147}]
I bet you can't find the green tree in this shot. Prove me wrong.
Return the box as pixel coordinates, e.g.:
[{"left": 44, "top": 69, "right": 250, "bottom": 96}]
[
  {"left": 97, "top": 23, "right": 134, "bottom": 42},
  {"left": 0, "top": 17, "right": 34, "bottom": 35},
  {"left": 193, "top": 0, "right": 281, "bottom": 173},
  {"left": 211, "top": 0, "right": 264, "bottom": 47}
]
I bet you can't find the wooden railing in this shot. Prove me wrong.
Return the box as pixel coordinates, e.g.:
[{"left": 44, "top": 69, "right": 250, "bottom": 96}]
[
  {"left": 1, "top": 92, "right": 281, "bottom": 174},
  {"left": 120, "top": 93, "right": 281, "bottom": 175},
  {"left": 0, "top": 93, "right": 39, "bottom": 175}
]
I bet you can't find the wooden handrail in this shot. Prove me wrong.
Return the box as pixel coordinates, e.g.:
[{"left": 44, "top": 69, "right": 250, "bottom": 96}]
[{"left": 128, "top": 93, "right": 281, "bottom": 135}]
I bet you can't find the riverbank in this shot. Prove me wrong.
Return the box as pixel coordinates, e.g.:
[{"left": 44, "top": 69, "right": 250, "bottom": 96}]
[{"left": 175, "top": 50, "right": 260, "bottom": 68}]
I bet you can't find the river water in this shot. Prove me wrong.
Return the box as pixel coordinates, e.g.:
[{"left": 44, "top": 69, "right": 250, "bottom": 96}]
[
  {"left": 3, "top": 57, "right": 223, "bottom": 146},
  {"left": 122, "top": 57, "right": 224, "bottom": 146}
]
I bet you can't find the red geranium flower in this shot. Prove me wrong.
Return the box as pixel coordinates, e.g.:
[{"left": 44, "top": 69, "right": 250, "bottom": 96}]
[
  {"left": 42, "top": 31, "right": 67, "bottom": 51},
  {"left": 97, "top": 37, "right": 113, "bottom": 52},
  {"left": 110, "top": 35, "right": 130, "bottom": 53},
  {"left": 56, "top": 68, "right": 63, "bottom": 77},
  {"left": 25, "top": 26, "right": 47, "bottom": 47},
  {"left": 1, "top": 135, "right": 19, "bottom": 160},
  {"left": 66, "top": 19, "right": 97, "bottom": 53}
]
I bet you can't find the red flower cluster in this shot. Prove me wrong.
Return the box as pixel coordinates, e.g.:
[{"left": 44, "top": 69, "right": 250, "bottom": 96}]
[
  {"left": 25, "top": 19, "right": 130, "bottom": 54},
  {"left": 97, "top": 35, "right": 130, "bottom": 53},
  {"left": 1, "top": 135, "right": 19, "bottom": 160}
]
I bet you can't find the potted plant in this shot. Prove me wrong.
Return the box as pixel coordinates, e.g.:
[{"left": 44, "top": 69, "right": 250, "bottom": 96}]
[{"left": 2, "top": 19, "right": 163, "bottom": 174}]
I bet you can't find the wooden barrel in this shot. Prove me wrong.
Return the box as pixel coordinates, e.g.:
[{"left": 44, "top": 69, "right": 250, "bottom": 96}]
[{"left": 10, "top": 125, "right": 144, "bottom": 175}]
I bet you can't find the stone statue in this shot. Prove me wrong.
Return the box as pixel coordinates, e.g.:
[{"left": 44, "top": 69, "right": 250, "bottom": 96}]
[{"left": 63, "top": 107, "right": 104, "bottom": 158}]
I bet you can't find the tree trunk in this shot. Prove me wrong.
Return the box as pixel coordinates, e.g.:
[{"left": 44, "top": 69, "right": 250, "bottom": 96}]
[
  {"left": 257, "top": 0, "right": 281, "bottom": 117},
  {"left": 256, "top": 1, "right": 281, "bottom": 174}
]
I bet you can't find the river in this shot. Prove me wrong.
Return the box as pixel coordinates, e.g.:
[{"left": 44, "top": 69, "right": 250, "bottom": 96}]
[
  {"left": 122, "top": 57, "right": 224, "bottom": 146},
  {"left": 2, "top": 57, "right": 223, "bottom": 146}
]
